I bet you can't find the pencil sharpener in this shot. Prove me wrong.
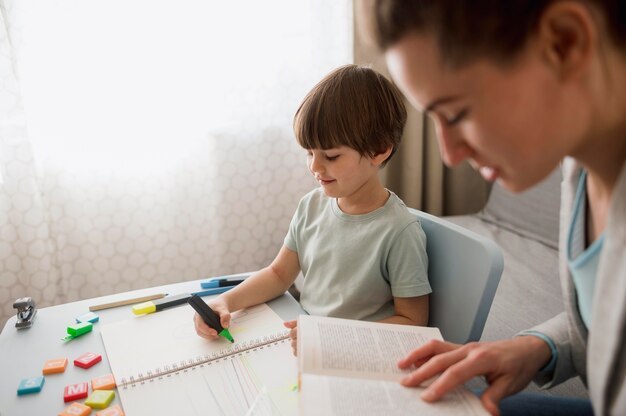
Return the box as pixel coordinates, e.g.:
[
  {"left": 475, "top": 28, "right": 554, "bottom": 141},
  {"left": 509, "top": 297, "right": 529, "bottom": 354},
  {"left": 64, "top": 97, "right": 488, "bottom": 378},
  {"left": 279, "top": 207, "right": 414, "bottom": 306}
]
[{"left": 13, "top": 297, "right": 37, "bottom": 329}]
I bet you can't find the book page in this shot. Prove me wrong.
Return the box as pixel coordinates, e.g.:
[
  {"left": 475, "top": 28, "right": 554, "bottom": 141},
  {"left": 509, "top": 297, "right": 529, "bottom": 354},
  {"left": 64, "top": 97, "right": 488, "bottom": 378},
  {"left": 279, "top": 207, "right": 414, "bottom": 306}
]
[
  {"left": 298, "top": 315, "right": 442, "bottom": 381},
  {"left": 299, "top": 374, "right": 489, "bottom": 416}
]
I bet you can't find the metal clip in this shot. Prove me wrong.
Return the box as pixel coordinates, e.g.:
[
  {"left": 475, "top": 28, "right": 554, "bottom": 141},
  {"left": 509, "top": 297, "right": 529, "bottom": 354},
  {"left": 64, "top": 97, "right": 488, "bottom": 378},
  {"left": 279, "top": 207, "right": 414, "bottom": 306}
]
[{"left": 13, "top": 297, "right": 37, "bottom": 329}]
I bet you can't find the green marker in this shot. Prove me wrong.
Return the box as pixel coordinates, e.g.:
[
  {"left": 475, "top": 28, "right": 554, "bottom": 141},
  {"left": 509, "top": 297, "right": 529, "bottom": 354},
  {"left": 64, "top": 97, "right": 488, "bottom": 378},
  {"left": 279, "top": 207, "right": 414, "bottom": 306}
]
[
  {"left": 218, "top": 328, "right": 234, "bottom": 343},
  {"left": 188, "top": 295, "right": 234, "bottom": 343},
  {"left": 62, "top": 322, "right": 93, "bottom": 341}
]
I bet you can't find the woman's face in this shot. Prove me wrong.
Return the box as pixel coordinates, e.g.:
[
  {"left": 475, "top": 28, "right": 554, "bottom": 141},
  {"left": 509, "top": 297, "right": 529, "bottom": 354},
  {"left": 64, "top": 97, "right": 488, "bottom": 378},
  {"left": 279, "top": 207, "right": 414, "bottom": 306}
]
[{"left": 386, "top": 33, "right": 587, "bottom": 192}]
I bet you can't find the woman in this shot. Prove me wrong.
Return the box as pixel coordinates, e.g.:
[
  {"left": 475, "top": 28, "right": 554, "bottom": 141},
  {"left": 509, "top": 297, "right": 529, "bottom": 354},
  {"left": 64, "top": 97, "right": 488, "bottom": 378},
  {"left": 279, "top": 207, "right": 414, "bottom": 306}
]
[{"left": 365, "top": 1, "right": 626, "bottom": 415}]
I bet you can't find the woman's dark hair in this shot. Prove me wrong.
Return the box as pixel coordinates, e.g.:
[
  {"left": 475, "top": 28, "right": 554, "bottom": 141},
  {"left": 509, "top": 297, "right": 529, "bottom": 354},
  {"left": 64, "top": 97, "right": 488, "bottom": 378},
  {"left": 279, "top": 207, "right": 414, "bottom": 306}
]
[
  {"left": 367, "top": 0, "right": 626, "bottom": 67},
  {"left": 293, "top": 64, "right": 407, "bottom": 167}
]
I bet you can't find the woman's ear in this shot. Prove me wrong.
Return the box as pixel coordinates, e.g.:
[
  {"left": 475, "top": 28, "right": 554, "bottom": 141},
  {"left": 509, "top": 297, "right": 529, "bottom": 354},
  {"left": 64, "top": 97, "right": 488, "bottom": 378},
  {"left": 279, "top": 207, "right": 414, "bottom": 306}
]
[
  {"left": 371, "top": 146, "right": 393, "bottom": 166},
  {"left": 536, "top": 1, "right": 596, "bottom": 81}
]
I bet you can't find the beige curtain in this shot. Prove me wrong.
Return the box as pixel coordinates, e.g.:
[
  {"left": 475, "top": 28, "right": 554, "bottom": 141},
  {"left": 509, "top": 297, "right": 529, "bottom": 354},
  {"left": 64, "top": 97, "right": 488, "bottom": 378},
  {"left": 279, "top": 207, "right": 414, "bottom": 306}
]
[
  {"left": 0, "top": 0, "right": 353, "bottom": 327},
  {"left": 353, "top": 2, "right": 490, "bottom": 215}
]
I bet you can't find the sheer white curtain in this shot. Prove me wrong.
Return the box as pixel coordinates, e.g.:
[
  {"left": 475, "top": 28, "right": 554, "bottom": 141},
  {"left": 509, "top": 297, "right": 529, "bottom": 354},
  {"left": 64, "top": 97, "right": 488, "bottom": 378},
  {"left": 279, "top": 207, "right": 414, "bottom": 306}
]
[{"left": 0, "top": 0, "right": 352, "bottom": 325}]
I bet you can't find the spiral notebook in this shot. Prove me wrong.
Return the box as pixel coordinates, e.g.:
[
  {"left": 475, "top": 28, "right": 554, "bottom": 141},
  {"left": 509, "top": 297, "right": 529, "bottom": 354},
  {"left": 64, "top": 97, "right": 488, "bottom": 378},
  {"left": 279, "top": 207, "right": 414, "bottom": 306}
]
[{"left": 100, "top": 302, "right": 298, "bottom": 416}]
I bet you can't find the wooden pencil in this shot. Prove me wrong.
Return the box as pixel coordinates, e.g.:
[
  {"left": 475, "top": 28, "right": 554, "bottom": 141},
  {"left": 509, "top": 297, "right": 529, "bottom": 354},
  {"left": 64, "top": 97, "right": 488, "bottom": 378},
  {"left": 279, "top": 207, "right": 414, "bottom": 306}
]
[{"left": 89, "top": 293, "right": 167, "bottom": 311}]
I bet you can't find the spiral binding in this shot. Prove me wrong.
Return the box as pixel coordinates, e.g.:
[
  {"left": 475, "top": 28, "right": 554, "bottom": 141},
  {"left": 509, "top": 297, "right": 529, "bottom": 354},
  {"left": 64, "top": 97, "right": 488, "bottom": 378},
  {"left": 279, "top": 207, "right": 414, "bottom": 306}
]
[{"left": 118, "top": 330, "right": 290, "bottom": 389}]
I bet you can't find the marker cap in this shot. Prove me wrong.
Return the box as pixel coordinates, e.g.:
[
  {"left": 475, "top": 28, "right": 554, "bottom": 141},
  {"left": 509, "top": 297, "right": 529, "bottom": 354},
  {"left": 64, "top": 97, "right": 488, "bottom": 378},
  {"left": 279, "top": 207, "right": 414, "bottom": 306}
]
[
  {"left": 132, "top": 301, "right": 156, "bottom": 315},
  {"left": 68, "top": 322, "right": 93, "bottom": 337},
  {"left": 218, "top": 328, "right": 234, "bottom": 343}
]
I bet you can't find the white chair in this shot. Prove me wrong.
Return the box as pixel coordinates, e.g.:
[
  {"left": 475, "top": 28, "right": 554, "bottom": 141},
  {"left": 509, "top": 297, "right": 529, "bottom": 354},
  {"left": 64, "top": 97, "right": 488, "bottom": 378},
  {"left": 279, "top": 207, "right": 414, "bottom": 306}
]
[{"left": 409, "top": 208, "right": 504, "bottom": 344}]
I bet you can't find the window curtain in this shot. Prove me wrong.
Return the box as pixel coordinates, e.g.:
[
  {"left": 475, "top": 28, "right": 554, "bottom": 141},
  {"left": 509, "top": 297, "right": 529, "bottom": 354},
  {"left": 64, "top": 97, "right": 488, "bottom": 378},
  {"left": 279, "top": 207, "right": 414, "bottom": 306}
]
[
  {"left": 353, "top": 0, "right": 490, "bottom": 215},
  {"left": 0, "top": 0, "right": 353, "bottom": 326}
]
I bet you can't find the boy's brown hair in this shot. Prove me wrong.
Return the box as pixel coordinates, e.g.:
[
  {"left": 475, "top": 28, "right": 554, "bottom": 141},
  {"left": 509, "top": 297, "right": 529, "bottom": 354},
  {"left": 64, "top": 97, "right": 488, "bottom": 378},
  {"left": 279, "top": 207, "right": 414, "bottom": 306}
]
[{"left": 293, "top": 64, "right": 406, "bottom": 167}]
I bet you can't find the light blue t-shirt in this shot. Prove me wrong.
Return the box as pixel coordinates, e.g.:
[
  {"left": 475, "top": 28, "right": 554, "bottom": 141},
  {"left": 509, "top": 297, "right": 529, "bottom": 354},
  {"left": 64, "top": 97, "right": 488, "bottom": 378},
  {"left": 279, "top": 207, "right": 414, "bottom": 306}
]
[
  {"left": 526, "top": 170, "right": 606, "bottom": 376},
  {"left": 567, "top": 170, "right": 605, "bottom": 328},
  {"left": 284, "top": 188, "right": 431, "bottom": 322}
]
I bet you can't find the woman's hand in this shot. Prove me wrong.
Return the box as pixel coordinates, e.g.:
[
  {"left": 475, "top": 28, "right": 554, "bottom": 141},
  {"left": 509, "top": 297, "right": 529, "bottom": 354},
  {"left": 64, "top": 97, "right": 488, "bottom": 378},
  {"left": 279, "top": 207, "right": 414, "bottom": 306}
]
[
  {"left": 193, "top": 296, "right": 231, "bottom": 340},
  {"left": 283, "top": 320, "right": 298, "bottom": 356},
  {"left": 398, "top": 336, "right": 552, "bottom": 415}
]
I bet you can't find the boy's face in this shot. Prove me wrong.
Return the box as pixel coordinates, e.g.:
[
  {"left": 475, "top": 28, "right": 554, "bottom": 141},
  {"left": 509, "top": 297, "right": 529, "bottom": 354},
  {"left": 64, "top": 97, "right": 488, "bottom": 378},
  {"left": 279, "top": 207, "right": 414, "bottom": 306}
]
[{"left": 306, "top": 146, "right": 383, "bottom": 200}]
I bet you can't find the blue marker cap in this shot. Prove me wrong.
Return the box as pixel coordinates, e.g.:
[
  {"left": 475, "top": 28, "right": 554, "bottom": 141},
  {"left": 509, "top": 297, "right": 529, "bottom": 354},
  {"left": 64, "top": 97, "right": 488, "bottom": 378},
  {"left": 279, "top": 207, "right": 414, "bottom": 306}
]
[
  {"left": 192, "top": 286, "right": 234, "bottom": 297},
  {"left": 76, "top": 312, "right": 99, "bottom": 324},
  {"left": 200, "top": 278, "right": 245, "bottom": 289},
  {"left": 201, "top": 279, "right": 221, "bottom": 288}
]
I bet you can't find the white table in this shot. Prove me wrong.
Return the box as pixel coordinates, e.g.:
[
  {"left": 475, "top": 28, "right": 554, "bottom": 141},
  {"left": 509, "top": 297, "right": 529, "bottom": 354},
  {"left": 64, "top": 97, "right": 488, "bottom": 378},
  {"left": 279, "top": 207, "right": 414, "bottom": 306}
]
[{"left": 0, "top": 275, "right": 305, "bottom": 416}]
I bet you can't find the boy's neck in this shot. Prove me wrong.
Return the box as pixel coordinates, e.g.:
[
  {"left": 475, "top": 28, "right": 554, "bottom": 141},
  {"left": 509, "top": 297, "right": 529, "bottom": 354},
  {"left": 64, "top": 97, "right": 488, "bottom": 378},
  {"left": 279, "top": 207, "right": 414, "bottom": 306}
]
[{"left": 337, "top": 180, "right": 390, "bottom": 215}]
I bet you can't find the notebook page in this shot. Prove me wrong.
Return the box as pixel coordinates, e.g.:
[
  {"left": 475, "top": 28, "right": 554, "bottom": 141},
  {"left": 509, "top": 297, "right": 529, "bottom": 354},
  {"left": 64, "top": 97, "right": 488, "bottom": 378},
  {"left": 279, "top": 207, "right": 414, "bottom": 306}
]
[
  {"left": 101, "top": 302, "right": 285, "bottom": 381},
  {"left": 101, "top": 302, "right": 297, "bottom": 415},
  {"left": 120, "top": 340, "right": 298, "bottom": 416}
]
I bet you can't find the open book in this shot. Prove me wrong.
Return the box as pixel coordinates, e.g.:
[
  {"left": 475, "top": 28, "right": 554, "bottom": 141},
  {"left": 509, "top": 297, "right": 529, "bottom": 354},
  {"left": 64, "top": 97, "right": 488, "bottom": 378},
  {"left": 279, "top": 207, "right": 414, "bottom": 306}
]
[{"left": 297, "top": 315, "right": 489, "bottom": 416}]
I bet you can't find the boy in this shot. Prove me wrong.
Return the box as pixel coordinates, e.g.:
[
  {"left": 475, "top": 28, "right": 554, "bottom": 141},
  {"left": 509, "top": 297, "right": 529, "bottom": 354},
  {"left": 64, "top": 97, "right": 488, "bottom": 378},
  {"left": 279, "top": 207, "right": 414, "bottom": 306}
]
[{"left": 194, "top": 65, "right": 430, "bottom": 352}]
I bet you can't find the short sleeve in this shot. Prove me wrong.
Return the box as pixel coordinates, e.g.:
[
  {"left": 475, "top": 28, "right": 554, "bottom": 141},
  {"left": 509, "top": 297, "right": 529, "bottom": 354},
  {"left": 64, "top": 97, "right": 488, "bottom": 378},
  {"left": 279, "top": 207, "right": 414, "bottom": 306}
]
[
  {"left": 387, "top": 221, "right": 431, "bottom": 297},
  {"left": 284, "top": 198, "right": 303, "bottom": 253}
]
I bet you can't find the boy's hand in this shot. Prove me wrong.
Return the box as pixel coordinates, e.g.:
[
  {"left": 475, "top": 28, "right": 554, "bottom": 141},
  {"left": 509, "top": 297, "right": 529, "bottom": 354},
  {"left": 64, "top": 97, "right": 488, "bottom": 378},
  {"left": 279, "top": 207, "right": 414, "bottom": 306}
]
[
  {"left": 194, "top": 297, "right": 231, "bottom": 340},
  {"left": 283, "top": 320, "right": 298, "bottom": 356}
]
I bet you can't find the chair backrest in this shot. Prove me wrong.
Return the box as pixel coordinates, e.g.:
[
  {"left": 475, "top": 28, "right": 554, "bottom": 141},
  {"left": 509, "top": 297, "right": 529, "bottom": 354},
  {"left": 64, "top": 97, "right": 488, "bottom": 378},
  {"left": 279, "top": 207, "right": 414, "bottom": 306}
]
[{"left": 409, "top": 208, "right": 504, "bottom": 344}]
